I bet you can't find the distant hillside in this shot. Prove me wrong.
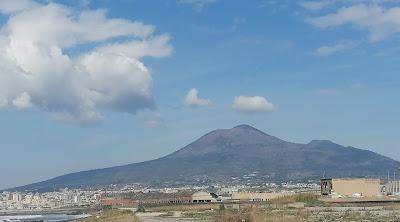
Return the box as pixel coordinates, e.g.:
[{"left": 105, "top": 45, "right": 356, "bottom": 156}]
[{"left": 11, "top": 125, "right": 400, "bottom": 191}]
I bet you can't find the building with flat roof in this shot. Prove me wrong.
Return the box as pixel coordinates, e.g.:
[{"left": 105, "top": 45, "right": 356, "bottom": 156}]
[
  {"left": 386, "top": 181, "right": 400, "bottom": 195},
  {"left": 191, "top": 191, "right": 218, "bottom": 203},
  {"left": 321, "top": 178, "right": 381, "bottom": 198}
]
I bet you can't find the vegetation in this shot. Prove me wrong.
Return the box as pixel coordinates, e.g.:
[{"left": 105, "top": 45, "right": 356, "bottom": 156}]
[
  {"left": 211, "top": 207, "right": 400, "bottom": 222},
  {"left": 76, "top": 209, "right": 139, "bottom": 222},
  {"left": 270, "top": 193, "right": 323, "bottom": 206},
  {"left": 144, "top": 203, "right": 220, "bottom": 212},
  {"left": 76, "top": 201, "right": 400, "bottom": 222},
  {"left": 213, "top": 207, "right": 302, "bottom": 222}
]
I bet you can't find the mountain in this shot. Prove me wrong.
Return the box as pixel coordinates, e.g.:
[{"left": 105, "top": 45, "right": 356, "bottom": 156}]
[{"left": 11, "top": 125, "right": 400, "bottom": 191}]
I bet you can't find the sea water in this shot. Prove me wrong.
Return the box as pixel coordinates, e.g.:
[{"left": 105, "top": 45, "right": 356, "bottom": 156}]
[{"left": 0, "top": 214, "right": 90, "bottom": 221}]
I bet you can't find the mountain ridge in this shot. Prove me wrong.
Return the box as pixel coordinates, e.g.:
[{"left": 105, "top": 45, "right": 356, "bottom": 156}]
[{"left": 9, "top": 124, "right": 400, "bottom": 191}]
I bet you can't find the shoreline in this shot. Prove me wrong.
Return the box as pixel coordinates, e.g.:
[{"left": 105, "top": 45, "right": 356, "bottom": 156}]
[{"left": 0, "top": 207, "right": 98, "bottom": 216}]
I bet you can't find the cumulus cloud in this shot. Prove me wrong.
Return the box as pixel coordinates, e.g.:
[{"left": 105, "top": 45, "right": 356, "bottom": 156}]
[
  {"left": 12, "top": 92, "right": 32, "bottom": 109},
  {"left": 0, "top": 0, "right": 39, "bottom": 14},
  {"left": 314, "top": 41, "right": 357, "bottom": 56},
  {"left": 0, "top": 0, "right": 172, "bottom": 123},
  {"left": 232, "top": 96, "right": 277, "bottom": 114},
  {"left": 184, "top": 88, "right": 211, "bottom": 107},
  {"left": 97, "top": 35, "right": 172, "bottom": 58},
  {"left": 308, "top": 4, "right": 400, "bottom": 42}
]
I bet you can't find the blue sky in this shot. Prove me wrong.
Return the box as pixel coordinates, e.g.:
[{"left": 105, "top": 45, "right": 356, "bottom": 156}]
[{"left": 0, "top": 0, "right": 400, "bottom": 189}]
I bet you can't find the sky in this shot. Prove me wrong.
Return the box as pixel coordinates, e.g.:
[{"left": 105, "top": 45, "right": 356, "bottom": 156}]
[{"left": 0, "top": 0, "right": 400, "bottom": 189}]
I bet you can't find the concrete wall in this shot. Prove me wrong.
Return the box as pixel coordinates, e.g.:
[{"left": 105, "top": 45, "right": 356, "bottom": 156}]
[
  {"left": 231, "top": 192, "right": 287, "bottom": 201},
  {"left": 331, "top": 178, "right": 381, "bottom": 197}
]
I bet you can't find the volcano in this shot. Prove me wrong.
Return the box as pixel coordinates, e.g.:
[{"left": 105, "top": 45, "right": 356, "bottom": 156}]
[{"left": 12, "top": 124, "right": 399, "bottom": 191}]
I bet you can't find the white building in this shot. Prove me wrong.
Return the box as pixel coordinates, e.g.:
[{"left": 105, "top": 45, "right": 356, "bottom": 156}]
[
  {"left": 387, "top": 181, "right": 400, "bottom": 195},
  {"left": 73, "top": 195, "right": 81, "bottom": 204},
  {"left": 12, "top": 193, "right": 23, "bottom": 202}
]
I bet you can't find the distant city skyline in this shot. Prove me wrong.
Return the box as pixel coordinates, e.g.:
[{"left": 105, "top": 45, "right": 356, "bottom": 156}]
[{"left": 1, "top": 0, "right": 400, "bottom": 189}]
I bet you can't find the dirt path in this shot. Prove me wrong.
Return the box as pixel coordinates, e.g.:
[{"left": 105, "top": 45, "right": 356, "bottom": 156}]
[
  {"left": 137, "top": 216, "right": 206, "bottom": 222},
  {"left": 136, "top": 212, "right": 206, "bottom": 222},
  {"left": 138, "top": 216, "right": 204, "bottom": 222}
]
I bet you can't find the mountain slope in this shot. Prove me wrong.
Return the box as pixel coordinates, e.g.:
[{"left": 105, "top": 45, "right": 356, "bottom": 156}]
[{"left": 12, "top": 125, "right": 400, "bottom": 191}]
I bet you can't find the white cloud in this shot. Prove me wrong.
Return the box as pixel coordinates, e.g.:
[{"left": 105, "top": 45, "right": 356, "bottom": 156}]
[
  {"left": 298, "top": 1, "right": 333, "bottom": 11},
  {"left": 12, "top": 92, "right": 32, "bottom": 109},
  {"left": 308, "top": 4, "right": 400, "bottom": 42},
  {"left": 184, "top": 88, "right": 211, "bottom": 107},
  {"left": 299, "top": 0, "right": 398, "bottom": 11},
  {"left": 97, "top": 35, "right": 172, "bottom": 59},
  {"left": 314, "top": 41, "right": 357, "bottom": 56},
  {"left": 0, "top": 0, "right": 39, "bottom": 14},
  {"left": 178, "top": 0, "right": 217, "bottom": 12},
  {"left": 79, "top": 0, "right": 92, "bottom": 7},
  {"left": 5, "top": 4, "right": 154, "bottom": 48},
  {"left": 232, "top": 96, "right": 277, "bottom": 114},
  {"left": 0, "top": 1, "right": 172, "bottom": 123}
]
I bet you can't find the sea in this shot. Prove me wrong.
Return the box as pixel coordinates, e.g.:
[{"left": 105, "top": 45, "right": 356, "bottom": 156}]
[{"left": 0, "top": 214, "right": 90, "bottom": 222}]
